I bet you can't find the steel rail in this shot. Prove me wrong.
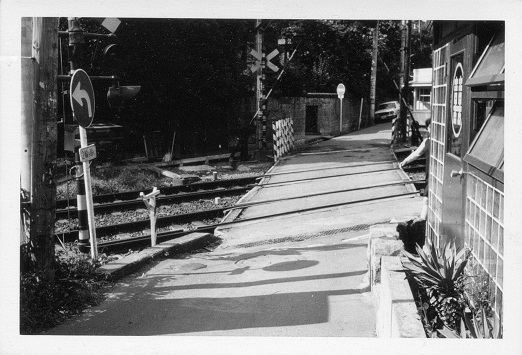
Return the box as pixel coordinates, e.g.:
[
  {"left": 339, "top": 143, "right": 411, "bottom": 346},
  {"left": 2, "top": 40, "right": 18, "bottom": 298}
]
[
  {"left": 257, "top": 167, "right": 400, "bottom": 187},
  {"left": 55, "top": 186, "right": 252, "bottom": 220},
  {"left": 96, "top": 191, "right": 421, "bottom": 252},
  {"left": 402, "top": 163, "right": 426, "bottom": 171},
  {"left": 56, "top": 175, "right": 261, "bottom": 209},
  {"left": 228, "top": 179, "right": 421, "bottom": 211},
  {"left": 55, "top": 207, "right": 230, "bottom": 243},
  {"left": 97, "top": 226, "right": 217, "bottom": 251},
  {"left": 56, "top": 178, "right": 426, "bottom": 252},
  {"left": 261, "top": 160, "right": 397, "bottom": 177},
  {"left": 297, "top": 147, "right": 380, "bottom": 156},
  {"left": 222, "top": 191, "right": 420, "bottom": 225}
]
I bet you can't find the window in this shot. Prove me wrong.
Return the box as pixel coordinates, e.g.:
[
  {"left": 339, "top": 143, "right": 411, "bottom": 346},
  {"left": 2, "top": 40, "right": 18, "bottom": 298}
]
[
  {"left": 465, "top": 173, "right": 504, "bottom": 328},
  {"left": 471, "top": 100, "right": 494, "bottom": 142},
  {"left": 465, "top": 26, "right": 504, "bottom": 182},
  {"left": 464, "top": 102, "right": 504, "bottom": 182},
  {"left": 377, "top": 102, "right": 397, "bottom": 110},
  {"left": 466, "top": 27, "right": 505, "bottom": 87},
  {"left": 415, "top": 88, "right": 431, "bottom": 111}
]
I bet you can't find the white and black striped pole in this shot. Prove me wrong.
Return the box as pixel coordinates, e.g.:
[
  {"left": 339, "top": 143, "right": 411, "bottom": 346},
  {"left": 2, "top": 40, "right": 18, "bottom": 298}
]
[
  {"left": 75, "top": 149, "right": 90, "bottom": 253},
  {"left": 391, "top": 116, "right": 398, "bottom": 145}
]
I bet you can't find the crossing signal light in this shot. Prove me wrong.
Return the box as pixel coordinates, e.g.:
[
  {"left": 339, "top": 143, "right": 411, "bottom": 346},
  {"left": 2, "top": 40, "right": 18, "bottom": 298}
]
[{"left": 107, "top": 85, "right": 140, "bottom": 109}]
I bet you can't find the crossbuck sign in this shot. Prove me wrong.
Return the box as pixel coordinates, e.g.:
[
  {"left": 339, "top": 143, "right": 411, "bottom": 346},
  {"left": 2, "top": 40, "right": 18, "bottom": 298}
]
[{"left": 250, "top": 49, "right": 279, "bottom": 73}]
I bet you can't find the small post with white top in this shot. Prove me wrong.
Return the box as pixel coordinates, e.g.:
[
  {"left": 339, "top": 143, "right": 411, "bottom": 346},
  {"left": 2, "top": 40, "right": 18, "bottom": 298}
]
[
  {"left": 337, "top": 83, "right": 346, "bottom": 134},
  {"left": 141, "top": 187, "right": 161, "bottom": 246}
]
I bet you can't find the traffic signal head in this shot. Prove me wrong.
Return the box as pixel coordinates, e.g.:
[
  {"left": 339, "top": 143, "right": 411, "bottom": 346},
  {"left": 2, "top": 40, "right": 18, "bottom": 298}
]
[
  {"left": 107, "top": 85, "right": 140, "bottom": 109},
  {"left": 102, "top": 43, "right": 126, "bottom": 74}
]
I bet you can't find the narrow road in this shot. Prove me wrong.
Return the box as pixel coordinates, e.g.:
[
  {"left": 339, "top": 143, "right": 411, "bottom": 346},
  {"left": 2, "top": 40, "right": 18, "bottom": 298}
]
[
  {"left": 46, "top": 230, "right": 374, "bottom": 336},
  {"left": 45, "top": 123, "right": 422, "bottom": 337}
]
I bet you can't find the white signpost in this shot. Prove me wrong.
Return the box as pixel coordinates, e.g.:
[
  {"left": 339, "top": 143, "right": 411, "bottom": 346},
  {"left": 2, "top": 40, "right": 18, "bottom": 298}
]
[
  {"left": 337, "top": 83, "right": 346, "bottom": 134},
  {"left": 70, "top": 69, "right": 98, "bottom": 259},
  {"left": 140, "top": 187, "right": 161, "bottom": 247}
]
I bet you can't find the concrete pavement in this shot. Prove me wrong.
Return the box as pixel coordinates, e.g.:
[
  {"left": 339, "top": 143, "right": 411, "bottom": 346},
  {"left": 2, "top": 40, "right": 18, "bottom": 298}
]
[{"left": 44, "top": 123, "right": 424, "bottom": 337}]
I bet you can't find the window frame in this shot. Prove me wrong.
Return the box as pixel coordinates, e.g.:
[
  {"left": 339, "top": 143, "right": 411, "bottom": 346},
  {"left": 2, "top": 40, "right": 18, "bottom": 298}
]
[
  {"left": 463, "top": 100, "right": 504, "bottom": 182},
  {"left": 466, "top": 29, "right": 505, "bottom": 88}
]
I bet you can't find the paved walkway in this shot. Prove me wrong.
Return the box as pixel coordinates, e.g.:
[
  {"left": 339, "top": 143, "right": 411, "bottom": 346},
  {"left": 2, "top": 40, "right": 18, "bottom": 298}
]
[{"left": 44, "top": 123, "right": 423, "bottom": 339}]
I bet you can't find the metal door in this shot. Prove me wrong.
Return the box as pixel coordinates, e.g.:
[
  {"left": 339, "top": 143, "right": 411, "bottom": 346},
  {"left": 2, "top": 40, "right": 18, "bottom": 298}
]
[
  {"left": 441, "top": 35, "right": 474, "bottom": 245},
  {"left": 305, "top": 105, "right": 318, "bottom": 133}
]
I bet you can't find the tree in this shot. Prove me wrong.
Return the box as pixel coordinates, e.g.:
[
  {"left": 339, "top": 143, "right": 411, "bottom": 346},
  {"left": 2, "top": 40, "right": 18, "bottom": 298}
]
[{"left": 55, "top": 18, "right": 432, "bottom": 158}]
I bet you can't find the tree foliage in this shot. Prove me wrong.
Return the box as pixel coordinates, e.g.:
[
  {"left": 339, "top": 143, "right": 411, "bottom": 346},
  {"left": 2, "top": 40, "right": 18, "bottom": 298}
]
[{"left": 58, "top": 18, "right": 432, "bottom": 155}]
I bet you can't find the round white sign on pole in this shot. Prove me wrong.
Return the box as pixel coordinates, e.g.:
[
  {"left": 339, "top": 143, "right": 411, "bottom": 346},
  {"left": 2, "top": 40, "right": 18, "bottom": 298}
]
[{"left": 337, "top": 83, "right": 345, "bottom": 99}]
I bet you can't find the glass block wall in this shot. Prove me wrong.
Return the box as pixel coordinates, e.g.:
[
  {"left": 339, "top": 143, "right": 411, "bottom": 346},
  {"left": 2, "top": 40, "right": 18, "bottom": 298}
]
[
  {"left": 465, "top": 172, "right": 504, "bottom": 325},
  {"left": 427, "top": 44, "right": 448, "bottom": 247}
]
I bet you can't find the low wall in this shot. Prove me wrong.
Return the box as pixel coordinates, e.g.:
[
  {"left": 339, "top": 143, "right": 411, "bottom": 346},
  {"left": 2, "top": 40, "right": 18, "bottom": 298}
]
[
  {"left": 375, "top": 256, "right": 425, "bottom": 338},
  {"left": 367, "top": 224, "right": 426, "bottom": 338}
]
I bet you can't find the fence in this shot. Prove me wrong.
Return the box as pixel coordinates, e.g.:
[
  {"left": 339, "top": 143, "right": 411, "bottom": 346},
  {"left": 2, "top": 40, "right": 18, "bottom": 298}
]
[{"left": 272, "top": 117, "right": 294, "bottom": 162}]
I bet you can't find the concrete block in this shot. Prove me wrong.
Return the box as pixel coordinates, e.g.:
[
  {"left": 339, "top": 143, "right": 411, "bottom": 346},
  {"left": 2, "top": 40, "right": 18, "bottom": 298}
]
[
  {"left": 367, "top": 224, "right": 403, "bottom": 289},
  {"left": 375, "top": 256, "right": 425, "bottom": 338}
]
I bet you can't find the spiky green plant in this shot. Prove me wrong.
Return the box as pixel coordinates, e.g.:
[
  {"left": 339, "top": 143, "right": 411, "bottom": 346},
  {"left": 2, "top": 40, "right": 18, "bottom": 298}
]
[
  {"left": 437, "top": 298, "right": 502, "bottom": 339},
  {"left": 402, "top": 235, "right": 471, "bottom": 330}
]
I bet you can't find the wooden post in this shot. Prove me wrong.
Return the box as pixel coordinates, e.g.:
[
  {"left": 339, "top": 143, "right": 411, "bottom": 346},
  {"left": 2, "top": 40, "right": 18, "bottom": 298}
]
[
  {"left": 358, "top": 97, "right": 364, "bottom": 131},
  {"left": 21, "top": 18, "right": 34, "bottom": 211},
  {"left": 25, "top": 17, "right": 59, "bottom": 280}
]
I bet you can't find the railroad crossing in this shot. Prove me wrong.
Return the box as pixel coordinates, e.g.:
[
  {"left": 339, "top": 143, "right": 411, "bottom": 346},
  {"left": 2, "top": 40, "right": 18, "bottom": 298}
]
[{"left": 44, "top": 123, "right": 424, "bottom": 336}]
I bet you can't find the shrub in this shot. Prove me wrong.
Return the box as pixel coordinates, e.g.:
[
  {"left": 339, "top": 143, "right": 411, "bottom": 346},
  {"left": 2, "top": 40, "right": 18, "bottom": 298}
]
[
  {"left": 20, "top": 248, "right": 110, "bottom": 334},
  {"left": 117, "top": 168, "right": 162, "bottom": 191},
  {"left": 437, "top": 295, "right": 502, "bottom": 338},
  {"left": 402, "top": 235, "right": 471, "bottom": 330}
]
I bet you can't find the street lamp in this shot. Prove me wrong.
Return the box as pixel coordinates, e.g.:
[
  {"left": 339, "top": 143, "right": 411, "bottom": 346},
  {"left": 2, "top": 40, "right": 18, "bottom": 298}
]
[{"left": 337, "top": 83, "right": 346, "bottom": 134}]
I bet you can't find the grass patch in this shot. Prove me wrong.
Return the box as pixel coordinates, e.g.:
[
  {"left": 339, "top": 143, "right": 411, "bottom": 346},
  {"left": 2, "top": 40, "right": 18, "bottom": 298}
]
[
  {"left": 57, "top": 164, "right": 170, "bottom": 200},
  {"left": 20, "top": 246, "right": 113, "bottom": 334}
]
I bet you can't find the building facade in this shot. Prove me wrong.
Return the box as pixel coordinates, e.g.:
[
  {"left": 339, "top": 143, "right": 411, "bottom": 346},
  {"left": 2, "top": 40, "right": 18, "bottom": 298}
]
[
  {"left": 409, "top": 68, "right": 432, "bottom": 127},
  {"left": 429, "top": 21, "right": 504, "bottom": 326}
]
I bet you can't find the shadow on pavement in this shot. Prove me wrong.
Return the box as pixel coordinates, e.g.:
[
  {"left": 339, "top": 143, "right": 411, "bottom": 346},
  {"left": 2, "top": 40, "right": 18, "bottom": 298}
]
[{"left": 49, "top": 282, "right": 370, "bottom": 336}]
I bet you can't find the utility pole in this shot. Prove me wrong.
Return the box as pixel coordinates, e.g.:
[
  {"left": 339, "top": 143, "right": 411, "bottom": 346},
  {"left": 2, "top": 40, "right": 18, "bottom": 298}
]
[
  {"left": 255, "top": 20, "right": 262, "bottom": 153},
  {"left": 254, "top": 19, "right": 271, "bottom": 161},
  {"left": 21, "top": 17, "right": 59, "bottom": 280},
  {"left": 21, "top": 17, "right": 33, "bottom": 227},
  {"left": 399, "top": 20, "right": 412, "bottom": 144},
  {"left": 369, "top": 21, "right": 379, "bottom": 126}
]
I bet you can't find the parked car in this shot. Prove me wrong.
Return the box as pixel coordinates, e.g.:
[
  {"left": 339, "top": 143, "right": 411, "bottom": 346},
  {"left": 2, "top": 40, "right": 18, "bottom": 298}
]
[{"left": 375, "top": 101, "right": 400, "bottom": 122}]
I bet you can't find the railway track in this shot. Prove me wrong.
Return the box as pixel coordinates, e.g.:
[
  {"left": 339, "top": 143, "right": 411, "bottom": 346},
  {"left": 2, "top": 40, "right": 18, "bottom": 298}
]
[
  {"left": 55, "top": 162, "right": 427, "bottom": 254},
  {"left": 54, "top": 176, "right": 262, "bottom": 252},
  {"left": 90, "top": 185, "right": 426, "bottom": 254},
  {"left": 55, "top": 185, "right": 252, "bottom": 220},
  {"left": 56, "top": 175, "right": 261, "bottom": 209}
]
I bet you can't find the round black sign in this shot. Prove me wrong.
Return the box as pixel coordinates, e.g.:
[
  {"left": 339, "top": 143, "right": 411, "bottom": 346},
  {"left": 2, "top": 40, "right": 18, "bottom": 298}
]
[{"left": 69, "top": 69, "right": 95, "bottom": 128}]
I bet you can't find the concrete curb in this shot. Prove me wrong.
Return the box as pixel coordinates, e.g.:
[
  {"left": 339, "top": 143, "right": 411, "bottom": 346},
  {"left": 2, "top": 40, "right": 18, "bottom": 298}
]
[
  {"left": 375, "top": 256, "right": 426, "bottom": 338},
  {"left": 96, "top": 232, "right": 217, "bottom": 281},
  {"left": 366, "top": 224, "right": 426, "bottom": 338}
]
